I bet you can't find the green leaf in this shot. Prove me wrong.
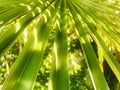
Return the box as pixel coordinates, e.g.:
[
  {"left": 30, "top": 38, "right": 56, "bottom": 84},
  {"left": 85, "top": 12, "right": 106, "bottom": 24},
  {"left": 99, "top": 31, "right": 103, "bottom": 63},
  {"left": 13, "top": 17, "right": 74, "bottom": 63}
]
[
  {"left": 67, "top": 1, "right": 109, "bottom": 89},
  {"left": 49, "top": 0, "right": 69, "bottom": 90},
  {"left": 0, "top": 0, "right": 54, "bottom": 57},
  {"left": 3, "top": 1, "right": 60, "bottom": 89},
  {"left": 2, "top": 16, "right": 51, "bottom": 90}
]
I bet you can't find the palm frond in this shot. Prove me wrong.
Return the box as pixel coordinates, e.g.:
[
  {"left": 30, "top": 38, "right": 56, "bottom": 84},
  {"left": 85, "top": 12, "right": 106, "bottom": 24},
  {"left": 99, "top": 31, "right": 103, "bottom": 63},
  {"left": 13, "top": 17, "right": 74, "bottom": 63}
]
[{"left": 0, "top": 0, "right": 120, "bottom": 90}]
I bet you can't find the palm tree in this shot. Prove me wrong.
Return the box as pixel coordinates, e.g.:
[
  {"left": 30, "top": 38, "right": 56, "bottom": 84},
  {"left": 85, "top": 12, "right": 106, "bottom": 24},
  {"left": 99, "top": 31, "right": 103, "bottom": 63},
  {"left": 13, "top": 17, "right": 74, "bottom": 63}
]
[{"left": 0, "top": 0, "right": 120, "bottom": 90}]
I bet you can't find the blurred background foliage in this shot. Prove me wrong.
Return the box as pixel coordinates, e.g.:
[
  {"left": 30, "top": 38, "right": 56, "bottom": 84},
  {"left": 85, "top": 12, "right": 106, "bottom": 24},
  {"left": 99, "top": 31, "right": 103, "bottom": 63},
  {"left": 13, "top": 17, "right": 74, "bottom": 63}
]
[{"left": 0, "top": 0, "right": 120, "bottom": 90}]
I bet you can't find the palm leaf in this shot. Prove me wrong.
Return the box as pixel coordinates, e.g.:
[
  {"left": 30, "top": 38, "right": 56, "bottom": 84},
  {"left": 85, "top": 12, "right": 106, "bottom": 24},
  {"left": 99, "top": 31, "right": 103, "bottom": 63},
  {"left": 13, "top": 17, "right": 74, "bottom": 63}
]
[
  {"left": 2, "top": 0, "right": 61, "bottom": 90},
  {"left": 0, "top": 0, "right": 120, "bottom": 90},
  {"left": 67, "top": 1, "right": 109, "bottom": 89},
  {"left": 49, "top": 0, "right": 69, "bottom": 90},
  {"left": 71, "top": 0, "right": 120, "bottom": 82}
]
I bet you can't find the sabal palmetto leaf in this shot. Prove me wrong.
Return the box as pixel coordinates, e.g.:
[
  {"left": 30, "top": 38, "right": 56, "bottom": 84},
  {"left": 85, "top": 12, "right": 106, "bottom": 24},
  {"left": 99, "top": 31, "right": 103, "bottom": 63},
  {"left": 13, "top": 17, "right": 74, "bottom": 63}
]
[{"left": 0, "top": 0, "right": 120, "bottom": 90}]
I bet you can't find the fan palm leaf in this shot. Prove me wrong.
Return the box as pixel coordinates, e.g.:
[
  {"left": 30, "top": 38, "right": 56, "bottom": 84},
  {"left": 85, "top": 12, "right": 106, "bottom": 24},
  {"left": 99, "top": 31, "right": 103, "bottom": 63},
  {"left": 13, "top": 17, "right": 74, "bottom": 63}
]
[{"left": 0, "top": 0, "right": 120, "bottom": 90}]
